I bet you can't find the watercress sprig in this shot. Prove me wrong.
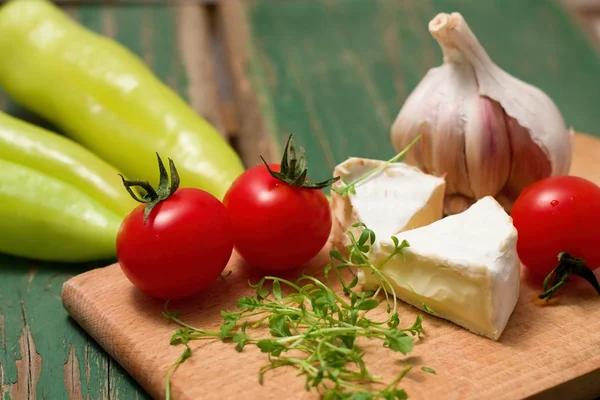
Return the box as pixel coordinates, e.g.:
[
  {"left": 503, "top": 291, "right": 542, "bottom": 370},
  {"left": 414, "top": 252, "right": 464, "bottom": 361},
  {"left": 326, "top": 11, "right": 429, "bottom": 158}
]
[
  {"left": 332, "top": 135, "right": 422, "bottom": 197},
  {"left": 163, "top": 223, "right": 435, "bottom": 399}
]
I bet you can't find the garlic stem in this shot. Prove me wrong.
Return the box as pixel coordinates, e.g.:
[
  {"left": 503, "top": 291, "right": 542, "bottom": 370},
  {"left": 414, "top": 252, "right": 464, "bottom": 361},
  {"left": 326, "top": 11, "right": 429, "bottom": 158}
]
[{"left": 429, "top": 13, "right": 498, "bottom": 80}]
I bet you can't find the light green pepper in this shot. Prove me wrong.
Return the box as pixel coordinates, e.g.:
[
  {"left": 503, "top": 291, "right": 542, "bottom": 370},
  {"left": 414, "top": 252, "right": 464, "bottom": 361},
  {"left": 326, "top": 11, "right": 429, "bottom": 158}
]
[
  {"left": 0, "top": 0, "right": 245, "bottom": 200},
  {"left": 0, "top": 111, "right": 137, "bottom": 218},
  {"left": 0, "top": 111, "right": 135, "bottom": 261}
]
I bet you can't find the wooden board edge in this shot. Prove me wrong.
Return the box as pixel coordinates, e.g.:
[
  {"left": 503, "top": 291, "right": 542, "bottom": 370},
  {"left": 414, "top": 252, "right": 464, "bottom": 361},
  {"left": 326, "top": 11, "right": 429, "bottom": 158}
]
[
  {"left": 216, "top": 0, "right": 281, "bottom": 167},
  {"left": 61, "top": 272, "right": 166, "bottom": 400},
  {"left": 526, "top": 367, "right": 600, "bottom": 400},
  {"left": 570, "top": 132, "right": 600, "bottom": 184}
]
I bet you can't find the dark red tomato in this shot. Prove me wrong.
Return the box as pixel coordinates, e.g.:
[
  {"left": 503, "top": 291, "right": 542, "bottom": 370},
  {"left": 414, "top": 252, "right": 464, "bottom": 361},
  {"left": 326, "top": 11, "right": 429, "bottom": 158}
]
[
  {"left": 223, "top": 163, "right": 332, "bottom": 272},
  {"left": 511, "top": 175, "right": 600, "bottom": 278}
]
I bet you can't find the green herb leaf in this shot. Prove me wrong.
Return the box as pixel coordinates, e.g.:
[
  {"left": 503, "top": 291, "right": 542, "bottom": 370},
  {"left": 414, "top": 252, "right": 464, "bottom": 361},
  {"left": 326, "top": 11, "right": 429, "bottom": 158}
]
[
  {"left": 221, "top": 310, "right": 241, "bottom": 322},
  {"left": 356, "top": 299, "right": 379, "bottom": 311},
  {"left": 350, "top": 392, "right": 373, "bottom": 400},
  {"left": 257, "top": 340, "right": 287, "bottom": 357},
  {"left": 384, "top": 331, "right": 414, "bottom": 354},
  {"left": 388, "top": 313, "right": 400, "bottom": 329},
  {"left": 180, "top": 346, "right": 192, "bottom": 361},
  {"left": 232, "top": 333, "right": 248, "bottom": 352},
  {"left": 421, "top": 366, "right": 436, "bottom": 374},
  {"left": 422, "top": 302, "right": 436, "bottom": 315},
  {"left": 332, "top": 135, "right": 421, "bottom": 197},
  {"left": 340, "top": 335, "right": 355, "bottom": 349},
  {"left": 381, "top": 389, "right": 408, "bottom": 400},
  {"left": 358, "top": 229, "right": 370, "bottom": 247},
  {"left": 330, "top": 249, "right": 346, "bottom": 262},
  {"left": 237, "top": 296, "right": 262, "bottom": 311},
  {"left": 163, "top": 220, "right": 431, "bottom": 399},
  {"left": 220, "top": 321, "right": 236, "bottom": 340},
  {"left": 404, "top": 314, "right": 423, "bottom": 336},
  {"left": 273, "top": 281, "right": 282, "bottom": 300},
  {"left": 269, "top": 314, "right": 293, "bottom": 337},
  {"left": 347, "top": 275, "right": 359, "bottom": 290},
  {"left": 248, "top": 277, "right": 265, "bottom": 289}
]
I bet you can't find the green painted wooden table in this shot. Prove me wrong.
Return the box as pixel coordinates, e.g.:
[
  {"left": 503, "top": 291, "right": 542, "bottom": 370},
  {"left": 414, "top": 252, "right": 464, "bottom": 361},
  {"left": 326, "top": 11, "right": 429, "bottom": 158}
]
[{"left": 1, "top": 1, "right": 600, "bottom": 399}]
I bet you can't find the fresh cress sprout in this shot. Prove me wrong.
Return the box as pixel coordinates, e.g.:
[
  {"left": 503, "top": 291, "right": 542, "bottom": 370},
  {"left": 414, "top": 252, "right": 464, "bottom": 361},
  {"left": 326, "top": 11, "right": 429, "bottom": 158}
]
[
  {"left": 163, "top": 223, "right": 435, "bottom": 399},
  {"left": 332, "top": 135, "right": 422, "bottom": 197}
]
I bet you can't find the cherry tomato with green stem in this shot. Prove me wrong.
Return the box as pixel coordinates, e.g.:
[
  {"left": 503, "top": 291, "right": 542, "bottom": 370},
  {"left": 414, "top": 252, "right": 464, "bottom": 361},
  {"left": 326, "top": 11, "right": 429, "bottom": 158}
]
[
  {"left": 223, "top": 135, "right": 339, "bottom": 272},
  {"left": 116, "top": 154, "right": 234, "bottom": 300},
  {"left": 511, "top": 175, "right": 600, "bottom": 300}
]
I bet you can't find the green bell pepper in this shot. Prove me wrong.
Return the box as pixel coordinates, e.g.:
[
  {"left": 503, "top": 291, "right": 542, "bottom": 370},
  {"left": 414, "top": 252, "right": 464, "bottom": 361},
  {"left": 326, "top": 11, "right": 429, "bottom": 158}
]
[
  {"left": 0, "top": 111, "right": 135, "bottom": 262},
  {"left": 0, "top": 0, "right": 245, "bottom": 200}
]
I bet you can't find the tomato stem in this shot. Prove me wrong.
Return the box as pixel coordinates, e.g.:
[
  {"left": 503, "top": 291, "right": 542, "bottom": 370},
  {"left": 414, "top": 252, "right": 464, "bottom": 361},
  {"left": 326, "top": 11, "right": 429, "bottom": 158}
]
[
  {"left": 119, "top": 153, "right": 180, "bottom": 223},
  {"left": 538, "top": 252, "right": 600, "bottom": 301},
  {"left": 260, "top": 134, "right": 340, "bottom": 190}
]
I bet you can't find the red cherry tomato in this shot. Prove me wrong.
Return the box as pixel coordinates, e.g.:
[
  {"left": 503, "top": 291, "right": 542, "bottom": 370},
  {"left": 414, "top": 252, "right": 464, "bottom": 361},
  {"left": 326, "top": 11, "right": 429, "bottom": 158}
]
[
  {"left": 511, "top": 175, "right": 600, "bottom": 278},
  {"left": 116, "top": 156, "right": 234, "bottom": 300},
  {"left": 223, "top": 162, "right": 333, "bottom": 272}
]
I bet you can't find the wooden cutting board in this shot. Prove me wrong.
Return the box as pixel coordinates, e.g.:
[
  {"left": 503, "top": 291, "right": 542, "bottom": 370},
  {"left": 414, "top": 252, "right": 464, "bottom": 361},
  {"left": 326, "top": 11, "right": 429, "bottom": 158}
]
[{"left": 62, "top": 133, "right": 600, "bottom": 400}]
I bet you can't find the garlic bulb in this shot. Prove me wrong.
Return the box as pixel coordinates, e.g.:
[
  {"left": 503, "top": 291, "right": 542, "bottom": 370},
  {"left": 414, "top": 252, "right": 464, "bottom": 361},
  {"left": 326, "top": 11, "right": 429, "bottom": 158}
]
[{"left": 391, "top": 12, "right": 573, "bottom": 215}]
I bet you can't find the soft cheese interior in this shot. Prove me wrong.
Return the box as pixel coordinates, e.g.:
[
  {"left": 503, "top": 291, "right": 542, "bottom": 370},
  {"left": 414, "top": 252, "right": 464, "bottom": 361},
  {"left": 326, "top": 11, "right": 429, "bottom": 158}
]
[
  {"left": 360, "top": 196, "right": 520, "bottom": 341},
  {"left": 331, "top": 158, "right": 446, "bottom": 245}
]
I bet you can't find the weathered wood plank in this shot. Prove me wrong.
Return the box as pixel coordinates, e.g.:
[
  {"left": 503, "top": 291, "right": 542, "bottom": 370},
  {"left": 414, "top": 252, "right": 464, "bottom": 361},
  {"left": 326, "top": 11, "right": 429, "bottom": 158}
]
[
  {"left": 108, "top": 360, "right": 146, "bottom": 400},
  {"left": 573, "top": 10, "right": 600, "bottom": 52},
  {"left": 234, "top": 0, "right": 600, "bottom": 190},
  {"left": 175, "top": 3, "right": 227, "bottom": 137},
  {"left": 218, "top": 0, "right": 281, "bottom": 167},
  {"left": 0, "top": 257, "right": 112, "bottom": 400},
  {"left": 563, "top": 0, "right": 600, "bottom": 12}
]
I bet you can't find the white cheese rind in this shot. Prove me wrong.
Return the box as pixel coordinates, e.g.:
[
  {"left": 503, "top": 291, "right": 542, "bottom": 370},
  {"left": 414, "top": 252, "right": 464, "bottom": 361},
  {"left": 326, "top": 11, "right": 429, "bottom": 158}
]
[
  {"left": 331, "top": 158, "right": 445, "bottom": 245},
  {"left": 360, "top": 196, "right": 520, "bottom": 340}
]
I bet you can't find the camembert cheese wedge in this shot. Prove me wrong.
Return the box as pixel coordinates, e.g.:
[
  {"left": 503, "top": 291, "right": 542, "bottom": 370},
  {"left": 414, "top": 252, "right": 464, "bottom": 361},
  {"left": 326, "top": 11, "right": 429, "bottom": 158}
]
[
  {"left": 361, "top": 196, "right": 520, "bottom": 341},
  {"left": 331, "top": 158, "right": 445, "bottom": 245}
]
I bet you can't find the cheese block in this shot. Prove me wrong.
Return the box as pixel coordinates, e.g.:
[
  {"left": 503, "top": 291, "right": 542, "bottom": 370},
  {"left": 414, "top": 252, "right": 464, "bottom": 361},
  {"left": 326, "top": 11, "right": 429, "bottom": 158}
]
[
  {"left": 331, "top": 158, "right": 445, "bottom": 246},
  {"left": 360, "top": 196, "right": 520, "bottom": 340}
]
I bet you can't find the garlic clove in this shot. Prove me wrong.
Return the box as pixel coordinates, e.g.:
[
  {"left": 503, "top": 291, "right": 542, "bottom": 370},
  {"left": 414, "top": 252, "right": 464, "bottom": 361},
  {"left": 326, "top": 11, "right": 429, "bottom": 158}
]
[
  {"left": 429, "top": 66, "right": 475, "bottom": 199},
  {"left": 391, "top": 70, "right": 439, "bottom": 173},
  {"left": 392, "top": 66, "right": 475, "bottom": 199},
  {"left": 444, "top": 194, "right": 473, "bottom": 215},
  {"left": 502, "top": 113, "right": 552, "bottom": 200},
  {"left": 464, "top": 96, "right": 511, "bottom": 199}
]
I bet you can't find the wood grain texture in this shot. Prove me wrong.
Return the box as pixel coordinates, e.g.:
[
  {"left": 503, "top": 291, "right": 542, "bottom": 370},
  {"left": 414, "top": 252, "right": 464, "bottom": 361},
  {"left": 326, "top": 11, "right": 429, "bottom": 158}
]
[
  {"left": 61, "top": 134, "right": 600, "bottom": 400},
  {"left": 0, "top": 258, "right": 115, "bottom": 400},
  {"left": 175, "top": 3, "right": 227, "bottom": 137},
  {"left": 218, "top": 0, "right": 281, "bottom": 167}
]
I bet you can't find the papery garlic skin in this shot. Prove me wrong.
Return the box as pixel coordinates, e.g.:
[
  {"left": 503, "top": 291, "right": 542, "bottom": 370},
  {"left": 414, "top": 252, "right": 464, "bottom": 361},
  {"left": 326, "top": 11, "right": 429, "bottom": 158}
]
[{"left": 391, "top": 12, "right": 572, "bottom": 214}]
